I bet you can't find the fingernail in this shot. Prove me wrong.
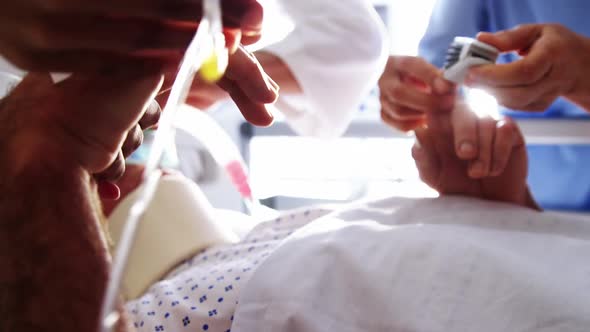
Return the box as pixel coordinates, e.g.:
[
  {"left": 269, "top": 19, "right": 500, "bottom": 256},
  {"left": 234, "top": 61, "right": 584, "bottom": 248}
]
[
  {"left": 433, "top": 77, "right": 452, "bottom": 94},
  {"left": 97, "top": 181, "right": 121, "bottom": 201},
  {"left": 476, "top": 31, "right": 489, "bottom": 40},
  {"left": 266, "top": 75, "right": 279, "bottom": 93},
  {"left": 459, "top": 141, "right": 476, "bottom": 157},
  {"left": 263, "top": 76, "right": 279, "bottom": 104},
  {"left": 149, "top": 99, "right": 162, "bottom": 113},
  {"left": 469, "top": 161, "right": 485, "bottom": 178},
  {"left": 223, "top": 29, "right": 241, "bottom": 54},
  {"left": 412, "top": 143, "right": 425, "bottom": 160},
  {"left": 264, "top": 109, "right": 275, "bottom": 127}
]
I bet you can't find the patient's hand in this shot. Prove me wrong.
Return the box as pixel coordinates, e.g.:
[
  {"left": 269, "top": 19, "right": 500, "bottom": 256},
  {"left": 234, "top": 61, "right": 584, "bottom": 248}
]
[{"left": 412, "top": 103, "right": 539, "bottom": 210}]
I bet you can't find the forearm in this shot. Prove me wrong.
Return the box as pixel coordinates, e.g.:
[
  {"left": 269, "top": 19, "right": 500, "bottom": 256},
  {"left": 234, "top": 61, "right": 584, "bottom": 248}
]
[
  {"left": 254, "top": 51, "right": 302, "bottom": 94},
  {"left": 0, "top": 162, "right": 125, "bottom": 331}
]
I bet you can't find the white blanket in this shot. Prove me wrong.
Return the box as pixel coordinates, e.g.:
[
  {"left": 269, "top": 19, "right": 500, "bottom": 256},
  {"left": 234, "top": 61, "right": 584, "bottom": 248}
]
[{"left": 233, "top": 196, "right": 590, "bottom": 332}]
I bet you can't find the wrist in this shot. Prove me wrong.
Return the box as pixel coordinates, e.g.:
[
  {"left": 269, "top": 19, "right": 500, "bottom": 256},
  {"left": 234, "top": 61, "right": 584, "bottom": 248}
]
[
  {"left": 564, "top": 80, "right": 590, "bottom": 111},
  {"left": 0, "top": 142, "right": 109, "bottom": 332},
  {"left": 1, "top": 125, "right": 89, "bottom": 184},
  {"left": 0, "top": 94, "right": 90, "bottom": 180},
  {"left": 564, "top": 35, "right": 590, "bottom": 111}
]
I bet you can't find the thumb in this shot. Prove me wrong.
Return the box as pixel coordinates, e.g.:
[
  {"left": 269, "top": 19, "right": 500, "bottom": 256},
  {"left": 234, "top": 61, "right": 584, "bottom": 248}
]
[{"left": 477, "top": 24, "right": 542, "bottom": 53}]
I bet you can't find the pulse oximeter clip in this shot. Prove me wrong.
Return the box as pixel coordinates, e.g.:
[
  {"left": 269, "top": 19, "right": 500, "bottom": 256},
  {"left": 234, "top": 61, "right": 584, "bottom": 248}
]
[{"left": 443, "top": 37, "right": 499, "bottom": 84}]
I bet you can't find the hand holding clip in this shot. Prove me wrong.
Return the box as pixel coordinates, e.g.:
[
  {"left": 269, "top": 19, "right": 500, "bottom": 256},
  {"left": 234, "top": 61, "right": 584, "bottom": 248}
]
[{"left": 467, "top": 24, "right": 590, "bottom": 112}]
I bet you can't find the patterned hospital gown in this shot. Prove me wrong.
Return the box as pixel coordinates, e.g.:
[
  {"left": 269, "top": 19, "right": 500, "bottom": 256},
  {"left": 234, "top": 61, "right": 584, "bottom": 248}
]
[{"left": 126, "top": 207, "right": 333, "bottom": 332}]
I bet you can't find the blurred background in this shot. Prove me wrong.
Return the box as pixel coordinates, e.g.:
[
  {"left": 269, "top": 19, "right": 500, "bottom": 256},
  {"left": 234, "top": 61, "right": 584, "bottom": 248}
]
[{"left": 180, "top": 0, "right": 439, "bottom": 211}]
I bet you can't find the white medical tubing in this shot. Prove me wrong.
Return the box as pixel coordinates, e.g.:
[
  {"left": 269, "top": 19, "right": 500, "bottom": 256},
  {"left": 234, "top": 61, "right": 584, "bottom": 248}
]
[{"left": 99, "top": 0, "right": 226, "bottom": 330}]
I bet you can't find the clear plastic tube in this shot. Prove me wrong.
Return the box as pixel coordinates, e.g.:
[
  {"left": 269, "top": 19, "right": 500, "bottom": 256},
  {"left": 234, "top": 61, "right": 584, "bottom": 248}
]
[{"left": 99, "top": 1, "right": 227, "bottom": 330}]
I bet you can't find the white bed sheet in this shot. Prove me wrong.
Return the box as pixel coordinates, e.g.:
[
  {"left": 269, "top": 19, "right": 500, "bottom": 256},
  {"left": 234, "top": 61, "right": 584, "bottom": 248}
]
[{"left": 233, "top": 196, "right": 590, "bottom": 332}]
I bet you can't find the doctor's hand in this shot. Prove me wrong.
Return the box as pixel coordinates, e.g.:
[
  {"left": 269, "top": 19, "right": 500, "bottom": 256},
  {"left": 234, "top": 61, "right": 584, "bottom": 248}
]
[
  {"left": 379, "top": 56, "right": 455, "bottom": 132},
  {"left": 467, "top": 24, "right": 590, "bottom": 112},
  {"left": 93, "top": 100, "right": 162, "bottom": 200},
  {"left": 0, "top": 0, "right": 264, "bottom": 72},
  {"left": 0, "top": 65, "right": 163, "bottom": 197},
  {"left": 158, "top": 45, "right": 279, "bottom": 126},
  {"left": 412, "top": 103, "right": 538, "bottom": 210}
]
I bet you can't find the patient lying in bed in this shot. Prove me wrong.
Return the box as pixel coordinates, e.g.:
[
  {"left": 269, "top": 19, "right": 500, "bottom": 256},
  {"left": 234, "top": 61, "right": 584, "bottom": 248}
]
[{"left": 111, "top": 103, "right": 590, "bottom": 332}]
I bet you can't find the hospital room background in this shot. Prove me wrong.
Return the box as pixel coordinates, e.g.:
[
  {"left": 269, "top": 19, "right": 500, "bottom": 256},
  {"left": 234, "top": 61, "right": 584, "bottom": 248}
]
[
  {"left": 182, "top": 0, "right": 438, "bottom": 213},
  {"left": 172, "top": 0, "right": 590, "bottom": 215},
  {"left": 0, "top": 0, "right": 587, "bottom": 215},
  {"left": 2, "top": 0, "right": 580, "bottom": 216}
]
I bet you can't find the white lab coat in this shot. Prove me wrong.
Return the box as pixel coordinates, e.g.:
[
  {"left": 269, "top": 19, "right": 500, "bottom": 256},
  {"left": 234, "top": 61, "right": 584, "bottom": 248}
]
[
  {"left": 182, "top": 0, "right": 389, "bottom": 207},
  {"left": 261, "top": 0, "right": 388, "bottom": 138}
]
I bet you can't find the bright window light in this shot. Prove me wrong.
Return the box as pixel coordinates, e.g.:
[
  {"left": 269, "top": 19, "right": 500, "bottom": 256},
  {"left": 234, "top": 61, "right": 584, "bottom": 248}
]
[
  {"left": 244, "top": 0, "right": 442, "bottom": 209},
  {"left": 248, "top": 0, "right": 295, "bottom": 51},
  {"left": 249, "top": 136, "right": 437, "bottom": 202},
  {"left": 465, "top": 88, "right": 500, "bottom": 119},
  {"left": 386, "top": 0, "right": 437, "bottom": 55}
]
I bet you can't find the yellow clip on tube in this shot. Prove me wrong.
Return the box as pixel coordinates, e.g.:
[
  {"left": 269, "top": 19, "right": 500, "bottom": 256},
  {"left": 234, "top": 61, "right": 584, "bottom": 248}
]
[
  {"left": 199, "top": 0, "right": 228, "bottom": 83},
  {"left": 200, "top": 38, "right": 228, "bottom": 83}
]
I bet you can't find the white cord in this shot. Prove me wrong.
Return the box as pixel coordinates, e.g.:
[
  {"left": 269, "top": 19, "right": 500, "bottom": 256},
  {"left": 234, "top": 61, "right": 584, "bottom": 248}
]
[{"left": 99, "top": 4, "right": 222, "bottom": 330}]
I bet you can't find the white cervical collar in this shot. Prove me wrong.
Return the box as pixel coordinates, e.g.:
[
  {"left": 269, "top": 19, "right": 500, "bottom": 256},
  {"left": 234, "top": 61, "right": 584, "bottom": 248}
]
[{"left": 108, "top": 175, "right": 238, "bottom": 300}]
